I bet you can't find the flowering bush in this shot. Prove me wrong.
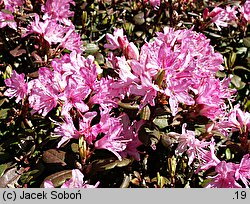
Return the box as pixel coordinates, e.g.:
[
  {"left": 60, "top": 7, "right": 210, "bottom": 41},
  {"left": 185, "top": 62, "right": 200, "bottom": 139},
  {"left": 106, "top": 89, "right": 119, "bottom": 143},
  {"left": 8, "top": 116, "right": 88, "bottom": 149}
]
[{"left": 0, "top": 0, "right": 249, "bottom": 188}]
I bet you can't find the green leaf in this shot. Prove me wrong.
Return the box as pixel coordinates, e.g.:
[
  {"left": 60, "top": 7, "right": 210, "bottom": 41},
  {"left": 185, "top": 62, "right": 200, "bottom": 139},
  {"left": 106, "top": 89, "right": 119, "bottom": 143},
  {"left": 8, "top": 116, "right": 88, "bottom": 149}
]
[
  {"left": 225, "top": 148, "right": 231, "bottom": 160},
  {"left": 153, "top": 115, "right": 169, "bottom": 129},
  {"left": 0, "top": 109, "right": 9, "bottom": 119},
  {"left": 138, "top": 123, "right": 161, "bottom": 147},
  {"left": 233, "top": 66, "right": 250, "bottom": 73},
  {"left": 139, "top": 105, "right": 151, "bottom": 120},
  {"left": 90, "top": 157, "right": 131, "bottom": 173},
  {"left": 216, "top": 70, "right": 226, "bottom": 78},
  {"left": 0, "top": 167, "right": 25, "bottom": 188},
  {"left": 230, "top": 74, "right": 246, "bottom": 90},
  {"left": 168, "top": 156, "right": 177, "bottom": 177},
  {"left": 0, "top": 164, "right": 9, "bottom": 177},
  {"left": 40, "top": 170, "right": 72, "bottom": 187},
  {"left": 85, "top": 43, "right": 99, "bottom": 54},
  {"left": 0, "top": 98, "right": 8, "bottom": 107},
  {"left": 116, "top": 158, "right": 131, "bottom": 167},
  {"left": 229, "top": 52, "right": 236, "bottom": 68},
  {"left": 243, "top": 37, "right": 250, "bottom": 48},
  {"left": 133, "top": 12, "right": 145, "bottom": 25},
  {"left": 19, "top": 169, "right": 40, "bottom": 184},
  {"left": 42, "top": 149, "right": 67, "bottom": 166}
]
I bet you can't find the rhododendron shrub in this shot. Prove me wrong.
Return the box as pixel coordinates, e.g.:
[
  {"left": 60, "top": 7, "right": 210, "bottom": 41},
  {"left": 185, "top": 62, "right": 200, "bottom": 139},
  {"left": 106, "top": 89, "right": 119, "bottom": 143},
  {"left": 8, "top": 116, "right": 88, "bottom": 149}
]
[{"left": 0, "top": 0, "right": 249, "bottom": 188}]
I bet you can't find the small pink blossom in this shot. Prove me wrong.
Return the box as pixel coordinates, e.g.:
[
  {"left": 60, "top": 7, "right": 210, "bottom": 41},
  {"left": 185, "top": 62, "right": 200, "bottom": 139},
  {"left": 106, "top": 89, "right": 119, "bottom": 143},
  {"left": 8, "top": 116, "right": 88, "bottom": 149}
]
[
  {"left": 28, "top": 68, "right": 59, "bottom": 116},
  {"left": 93, "top": 109, "right": 129, "bottom": 160},
  {"left": 78, "top": 111, "right": 98, "bottom": 144},
  {"left": 217, "top": 104, "right": 250, "bottom": 135},
  {"left": 196, "top": 137, "right": 221, "bottom": 172},
  {"left": 3, "top": 0, "right": 24, "bottom": 12},
  {"left": 206, "top": 6, "right": 238, "bottom": 30},
  {"left": 206, "top": 161, "right": 241, "bottom": 188},
  {"left": 60, "top": 26, "right": 83, "bottom": 53},
  {"left": 0, "top": 11, "right": 17, "bottom": 30},
  {"left": 25, "top": 14, "right": 65, "bottom": 45},
  {"left": 175, "top": 123, "right": 210, "bottom": 165},
  {"left": 235, "top": 154, "right": 250, "bottom": 188},
  {"left": 240, "top": 1, "right": 250, "bottom": 22},
  {"left": 104, "top": 28, "right": 128, "bottom": 50},
  {"left": 54, "top": 112, "right": 97, "bottom": 148},
  {"left": 54, "top": 116, "right": 80, "bottom": 148},
  {"left": 41, "top": 0, "right": 75, "bottom": 26},
  {"left": 144, "top": 0, "right": 160, "bottom": 9},
  {"left": 58, "top": 78, "right": 90, "bottom": 117},
  {"left": 4, "top": 70, "right": 28, "bottom": 103},
  {"left": 119, "top": 114, "right": 144, "bottom": 161},
  {"left": 104, "top": 28, "right": 139, "bottom": 60}
]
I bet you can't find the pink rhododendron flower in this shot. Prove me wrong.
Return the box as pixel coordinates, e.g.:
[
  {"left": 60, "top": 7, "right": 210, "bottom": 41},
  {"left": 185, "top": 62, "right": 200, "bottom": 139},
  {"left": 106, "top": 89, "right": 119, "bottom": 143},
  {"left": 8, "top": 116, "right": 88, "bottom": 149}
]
[
  {"left": 235, "top": 154, "right": 250, "bottom": 188},
  {"left": 3, "top": 0, "right": 24, "bottom": 12},
  {"left": 193, "top": 77, "right": 235, "bottom": 120},
  {"left": 175, "top": 123, "right": 210, "bottom": 165},
  {"left": 205, "top": 6, "right": 238, "bottom": 30},
  {"left": 206, "top": 161, "right": 241, "bottom": 188},
  {"left": 25, "top": 14, "right": 65, "bottom": 45},
  {"left": 28, "top": 67, "right": 59, "bottom": 116},
  {"left": 196, "top": 137, "right": 221, "bottom": 172},
  {"left": 217, "top": 104, "right": 250, "bottom": 135},
  {"left": 4, "top": 70, "right": 28, "bottom": 103},
  {"left": 78, "top": 111, "right": 98, "bottom": 144},
  {"left": 106, "top": 27, "right": 233, "bottom": 117},
  {"left": 93, "top": 109, "right": 129, "bottom": 160},
  {"left": 41, "top": 0, "right": 76, "bottom": 26},
  {"left": 54, "top": 112, "right": 97, "bottom": 148},
  {"left": 54, "top": 116, "right": 80, "bottom": 148},
  {"left": 104, "top": 28, "right": 139, "bottom": 60},
  {"left": 0, "top": 11, "right": 17, "bottom": 30},
  {"left": 60, "top": 26, "right": 83, "bottom": 53},
  {"left": 144, "top": 0, "right": 160, "bottom": 9},
  {"left": 58, "top": 78, "right": 90, "bottom": 117},
  {"left": 24, "top": 15, "right": 82, "bottom": 52},
  {"left": 119, "top": 114, "right": 144, "bottom": 161},
  {"left": 44, "top": 169, "right": 99, "bottom": 188},
  {"left": 240, "top": 0, "right": 250, "bottom": 22},
  {"left": 104, "top": 28, "right": 128, "bottom": 50}
]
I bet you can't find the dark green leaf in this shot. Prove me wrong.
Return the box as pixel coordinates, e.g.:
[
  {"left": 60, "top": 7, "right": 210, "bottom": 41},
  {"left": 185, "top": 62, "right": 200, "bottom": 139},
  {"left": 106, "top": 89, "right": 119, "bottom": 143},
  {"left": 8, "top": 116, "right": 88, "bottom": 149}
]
[
  {"left": 0, "top": 98, "right": 8, "bottom": 107},
  {"left": 243, "top": 37, "right": 250, "bottom": 48},
  {"left": 85, "top": 43, "right": 99, "bottom": 54},
  {"left": 0, "top": 109, "right": 9, "bottom": 119},
  {"left": 133, "top": 12, "right": 145, "bottom": 25},
  {"left": 0, "top": 164, "right": 10, "bottom": 177},
  {"left": 153, "top": 115, "right": 169, "bottom": 129},
  {"left": 42, "top": 149, "right": 67, "bottom": 166},
  {"left": 40, "top": 170, "right": 72, "bottom": 188},
  {"left": 19, "top": 169, "right": 40, "bottom": 184},
  {"left": 231, "top": 75, "right": 246, "bottom": 90},
  {"left": 0, "top": 167, "right": 25, "bottom": 188},
  {"left": 229, "top": 52, "right": 236, "bottom": 68},
  {"left": 139, "top": 105, "right": 151, "bottom": 120},
  {"left": 138, "top": 123, "right": 161, "bottom": 147}
]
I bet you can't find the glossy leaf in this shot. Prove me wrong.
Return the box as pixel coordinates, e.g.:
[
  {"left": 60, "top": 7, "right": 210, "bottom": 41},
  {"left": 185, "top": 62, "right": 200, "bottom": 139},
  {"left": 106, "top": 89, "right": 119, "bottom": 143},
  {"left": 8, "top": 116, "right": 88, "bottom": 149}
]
[
  {"left": 0, "top": 167, "right": 25, "bottom": 188},
  {"left": 153, "top": 115, "right": 169, "bottom": 129},
  {"left": 40, "top": 170, "right": 72, "bottom": 188},
  {"left": 42, "top": 149, "right": 67, "bottom": 166}
]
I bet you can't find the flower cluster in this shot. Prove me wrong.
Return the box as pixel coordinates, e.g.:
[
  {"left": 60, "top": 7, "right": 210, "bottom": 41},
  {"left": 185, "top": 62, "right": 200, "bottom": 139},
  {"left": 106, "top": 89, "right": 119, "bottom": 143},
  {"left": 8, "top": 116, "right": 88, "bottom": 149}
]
[
  {"left": 105, "top": 27, "right": 235, "bottom": 120},
  {"left": 170, "top": 124, "right": 250, "bottom": 188},
  {"left": 203, "top": 1, "right": 250, "bottom": 29}
]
